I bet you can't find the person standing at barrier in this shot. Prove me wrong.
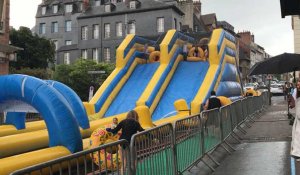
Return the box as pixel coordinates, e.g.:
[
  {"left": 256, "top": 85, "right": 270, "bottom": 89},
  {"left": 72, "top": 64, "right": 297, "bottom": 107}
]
[
  {"left": 106, "top": 110, "right": 144, "bottom": 174},
  {"left": 204, "top": 91, "right": 222, "bottom": 110},
  {"left": 290, "top": 80, "right": 300, "bottom": 160}
]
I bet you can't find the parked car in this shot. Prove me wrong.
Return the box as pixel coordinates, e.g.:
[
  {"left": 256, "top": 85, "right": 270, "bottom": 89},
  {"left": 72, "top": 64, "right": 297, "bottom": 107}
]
[
  {"left": 270, "top": 84, "right": 283, "bottom": 94},
  {"left": 243, "top": 83, "right": 257, "bottom": 92}
]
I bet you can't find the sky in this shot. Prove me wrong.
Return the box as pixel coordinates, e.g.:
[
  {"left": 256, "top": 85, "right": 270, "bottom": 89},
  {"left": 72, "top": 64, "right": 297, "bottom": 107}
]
[
  {"left": 10, "top": 0, "right": 294, "bottom": 56},
  {"left": 201, "top": 0, "right": 294, "bottom": 56}
]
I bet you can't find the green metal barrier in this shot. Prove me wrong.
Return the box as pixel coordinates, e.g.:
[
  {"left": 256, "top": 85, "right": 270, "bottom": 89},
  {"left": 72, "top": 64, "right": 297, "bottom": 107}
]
[
  {"left": 201, "top": 108, "right": 222, "bottom": 153},
  {"left": 219, "top": 105, "right": 233, "bottom": 140},
  {"left": 130, "top": 124, "right": 176, "bottom": 175},
  {"left": 174, "top": 114, "right": 203, "bottom": 173}
]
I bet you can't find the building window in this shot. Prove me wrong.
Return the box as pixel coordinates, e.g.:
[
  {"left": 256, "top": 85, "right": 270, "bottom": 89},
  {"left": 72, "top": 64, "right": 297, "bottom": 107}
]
[
  {"left": 157, "top": 17, "right": 164, "bottom": 33},
  {"left": 65, "top": 40, "right": 72, "bottom": 45},
  {"left": 128, "top": 21, "right": 135, "bottom": 34},
  {"left": 65, "top": 4, "right": 73, "bottom": 13},
  {"left": 64, "top": 52, "right": 70, "bottom": 64},
  {"left": 53, "top": 5, "right": 58, "bottom": 14},
  {"left": 42, "top": 6, "right": 46, "bottom": 15},
  {"left": 39, "top": 23, "right": 46, "bottom": 34},
  {"left": 116, "top": 22, "right": 122, "bottom": 37},
  {"left": 95, "top": 0, "right": 101, "bottom": 6},
  {"left": 105, "top": 5, "right": 111, "bottom": 12},
  {"left": 51, "top": 22, "right": 58, "bottom": 33},
  {"left": 92, "top": 48, "right": 99, "bottom": 63},
  {"left": 52, "top": 40, "right": 58, "bottom": 50},
  {"left": 93, "top": 24, "right": 99, "bottom": 39},
  {"left": 81, "top": 26, "right": 88, "bottom": 40},
  {"left": 194, "top": 25, "right": 198, "bottom": 32},
  {"left": 129, "top": 1, "right": 136, "bottom": 9},
  {"left": 65, "top": 20, "right": 71, "bottom": 32},
  {"left": 81, "top": 49, "right": 88, "bottom": 59},
  {"left": 179, "top": 22, "right": 182, "bottom": 31},
  {"left": 104, "top": 47, "right": 111, "bottom": 62},
  {"left": 174, "top": 18, "right": 177, "bottom": 30},
  {"left": 104, "top": 23, "right": 110, "bottom": 38}
]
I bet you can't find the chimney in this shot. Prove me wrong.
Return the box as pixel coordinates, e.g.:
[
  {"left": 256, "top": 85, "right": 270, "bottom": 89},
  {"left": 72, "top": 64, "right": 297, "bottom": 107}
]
[
  {"left": 193, "top": 0, "right": 201, "bottom": 19},
  {"left": 178, "top": 0, "right": 194, "bottom": 30}
]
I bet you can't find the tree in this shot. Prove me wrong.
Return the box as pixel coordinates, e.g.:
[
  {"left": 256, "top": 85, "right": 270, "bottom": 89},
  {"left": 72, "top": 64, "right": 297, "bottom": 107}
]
[
  {"left": 53, "top": 60, "right": 115, "bottom": 101},
  {"left": 9, "top": 27, "right": 55, "bottom": 69}
]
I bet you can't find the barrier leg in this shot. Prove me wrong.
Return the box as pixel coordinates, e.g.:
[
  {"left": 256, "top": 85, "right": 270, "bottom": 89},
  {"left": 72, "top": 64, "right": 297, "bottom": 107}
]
[
  {"left": 200, "top": 158, "right": 216, "bottom": 172},
  {"left": 220, "top": 143, "right": 232, "bottom": 154},
  {"left": 223, "top": 140, "right": 236, "bottom": 151},
  {"left": 206, "top": 153, "right": 220, "bottom": 166},
  {"left": 230, "top": 132, "right": 242, "bottom": 143},
  {"left": 236, "top": 126, "right": 247, "bottom": 134}
]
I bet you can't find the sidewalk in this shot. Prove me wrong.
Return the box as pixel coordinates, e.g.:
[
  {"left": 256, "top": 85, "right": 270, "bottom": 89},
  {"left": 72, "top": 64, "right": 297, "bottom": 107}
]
[{"left": 187, "top": 96, "right": 293, "bottom": 175}]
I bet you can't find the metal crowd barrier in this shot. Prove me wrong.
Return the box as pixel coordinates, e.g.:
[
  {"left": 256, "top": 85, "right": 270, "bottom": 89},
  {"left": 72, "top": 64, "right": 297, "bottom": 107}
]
[
  {"left": 11, "top": 93, "right": 269, "bottom": 175},
  {"left": 130, "top": 123, "right": 176, "bottom": 175},
  {"left": 174, "top": 114, "right": 203, "bottom": 173},
  {"left": 11, "top": 140, "right": 130, "bottom": 175}
]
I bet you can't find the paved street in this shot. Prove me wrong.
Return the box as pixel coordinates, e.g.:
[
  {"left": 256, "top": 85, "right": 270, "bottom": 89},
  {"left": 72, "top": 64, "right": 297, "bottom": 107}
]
[{"left": 188, "top": 96, "right": 295, "bottom": 175}]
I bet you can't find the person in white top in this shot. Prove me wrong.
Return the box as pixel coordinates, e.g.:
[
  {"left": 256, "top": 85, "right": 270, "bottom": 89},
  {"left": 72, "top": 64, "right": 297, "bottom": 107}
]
[{"left": 291, "top": 80, "right": 300, "bottom": 158}]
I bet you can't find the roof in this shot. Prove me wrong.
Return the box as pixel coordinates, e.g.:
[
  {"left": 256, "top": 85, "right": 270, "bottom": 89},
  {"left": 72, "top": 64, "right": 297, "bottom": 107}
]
[
  {"left": 57, "top": 44, "right": 78, "bottom": 52},
  {"left": 201, "top": 13, "right": 217, "bottom": 26},
  {"left": 0, "top": 44, "right": 23, "bottom": 53},
  {"left": 78, "top": 0, "right": 184, "bottom": 19}
]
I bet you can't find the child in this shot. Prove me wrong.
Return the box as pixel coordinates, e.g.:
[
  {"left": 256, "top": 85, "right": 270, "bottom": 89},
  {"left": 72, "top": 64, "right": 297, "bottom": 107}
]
[{"left": 111, "top": 117, "right": 118, "bottom": 129}]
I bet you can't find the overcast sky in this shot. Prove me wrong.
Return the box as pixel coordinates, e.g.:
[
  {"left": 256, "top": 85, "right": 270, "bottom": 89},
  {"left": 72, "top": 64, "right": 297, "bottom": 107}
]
[{"left": 10, "top": 0, "right": 294, "bottom": 56}]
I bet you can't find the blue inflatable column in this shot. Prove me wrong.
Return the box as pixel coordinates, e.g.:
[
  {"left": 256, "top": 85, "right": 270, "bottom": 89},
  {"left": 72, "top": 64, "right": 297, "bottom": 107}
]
[{"left": 5, "top": 112, "right": 26, "bottom": 130}]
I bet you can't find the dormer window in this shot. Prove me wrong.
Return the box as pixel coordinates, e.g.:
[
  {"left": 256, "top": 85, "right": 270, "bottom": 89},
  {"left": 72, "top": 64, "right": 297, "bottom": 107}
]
[
  {"left": 42, "top": 6, "right": 46, "bottom": 15},
  {"left": 105, "top": 4, "right": 111, "bottom": 12},
  {"left": 104, "top": 3, "right": 115, "bottom": 12},
  {"left": 65, "top": 4, "right": 73, "bottom": 13},
  {"left": 53, "top": 5, "right": 58, "bottom": 14},
  {"left": 129, "top": 1, "right": 136, "bottom": 9}
]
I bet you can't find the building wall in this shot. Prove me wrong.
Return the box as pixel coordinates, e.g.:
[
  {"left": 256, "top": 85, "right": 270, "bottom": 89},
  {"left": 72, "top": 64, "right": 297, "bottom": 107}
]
[
  {"left": 75, "top": 8, "right": 182, "bottom": 63},
  {"left": 293, "top": 16, "right": 300, "bottom": 53},
  {"left": 0, "top": 0, "right": 9, "bottom": 75}
]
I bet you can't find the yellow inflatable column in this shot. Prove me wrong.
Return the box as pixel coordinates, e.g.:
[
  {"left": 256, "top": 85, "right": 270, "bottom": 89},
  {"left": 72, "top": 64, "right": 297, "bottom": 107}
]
[
  {"left": 135, "top": 106, "right": 154, "bottom": 129},
  {"left": 217, "top": 96, "right": 232, "bottom": 106},
  {"left": 174, "top": 99, "right": 190, "bottom": 114}
]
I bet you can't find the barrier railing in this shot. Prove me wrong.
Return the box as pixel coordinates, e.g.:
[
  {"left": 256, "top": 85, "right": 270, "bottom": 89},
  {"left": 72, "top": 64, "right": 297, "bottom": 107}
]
[
  {"left": 11, "top": 140, "right": 130, "bottom": 175},
  {"left": 202, "top": 108, "right": 222, "bottom": 153},
  {"left": 130, "top": 123, "right": 176, "bottom": 175},
  {"left": 174, "top": 114, "right": 203, "bottom": 173},
  {"left": 11, "top": 92, "right": 268, "bottom": 175}
]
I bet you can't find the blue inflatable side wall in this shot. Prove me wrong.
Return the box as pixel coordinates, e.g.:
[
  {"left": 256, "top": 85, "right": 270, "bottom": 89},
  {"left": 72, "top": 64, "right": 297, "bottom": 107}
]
[
  {"left": 0, "top": 75, "right": 82, "bottom": 153},
  {"left": 6, "top": 112, "right": 26, "bottom": 130},
  {"left": 46, "top": 80, "right": 90, "bottom": 129}
]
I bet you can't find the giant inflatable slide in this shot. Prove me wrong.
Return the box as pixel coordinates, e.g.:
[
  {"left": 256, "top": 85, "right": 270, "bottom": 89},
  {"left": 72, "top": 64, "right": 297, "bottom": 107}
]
[{"left": 0, "top": 29, "right": 242, "bottom": 174}]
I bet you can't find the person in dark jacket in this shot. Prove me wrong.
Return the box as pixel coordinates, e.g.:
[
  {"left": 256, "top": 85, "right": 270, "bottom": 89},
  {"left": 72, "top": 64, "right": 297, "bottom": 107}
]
[
  {"left": 107, "top": 110, "right": 144, "bottom": 143},
  {"left": 204, "top": 91, "right": 222, "bottom": 110}
]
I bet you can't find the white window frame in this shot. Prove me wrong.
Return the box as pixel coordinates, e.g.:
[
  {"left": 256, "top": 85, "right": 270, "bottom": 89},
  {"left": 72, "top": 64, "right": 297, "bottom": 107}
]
[
  {"left": 92, "top": 48, "right": 99, "bottom": 63},
  {"left": 104, "top": 47, "right": 111, "bottom": 62},
  {"left": 51, "top": 22, "right": 58, "bottom": 33},
  {"left": 95, "top": 0, "right": 101, "bottom": 6},
  {"left": 116, "top": 22, "right": 122, "bottom": 37},
  {"left": 93, "top": 24, "right": 99, "bottom": 39},
  {"left": 53, "top": 5, "right": 58, "bottom": 14},
  {"left": 81, "top": 26, "right": 88, "bottom": 40},
  {"left": 128, "top": 21, "right": 135, "bottom": 34},
  {"left": 52, "top": 40, "right": 58, "bottom": 50},
  {"left": 65, "top": 40, "right": 72, "bottom": 45},
  {"left": 157, "top": 17, "right": 164, "bottom": 33},
  {"left": 65, "top": 20, "right": 71, "bottom": 32},
  {"left": 105, "top": 4, "right": 111, "bottom": 12},
  {"left": 65, "top": 4, "right": 73, "bottom": 13},
  {"left": 42, "top": 6, "right": 46, "bottom": 15},
  {"left": 104, "top": 23, "right": 110, "bottom": 39},
  {"left": 81, "top": 49, "right": 88, "bottom": 59},
  {"left": 64, "top": 52, "right": 70, "bottom": 64},
  {"left": 129, "top": 1, "right": 136, "bottom": 9},
  {"left": 39, "top": 23, "right": 46, "bottom": 34}
]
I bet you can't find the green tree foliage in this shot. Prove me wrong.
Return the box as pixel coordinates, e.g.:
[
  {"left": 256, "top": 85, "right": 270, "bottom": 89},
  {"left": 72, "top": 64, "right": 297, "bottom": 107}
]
[
  {"left": 9, "top": 27, "right": 55, "bottom": 69},
  {"left": 53, "top": 60, "right": 115, "bottom": 101},
  {"left": 9, "top": 67, "right": 52, "bottom": 79}
]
